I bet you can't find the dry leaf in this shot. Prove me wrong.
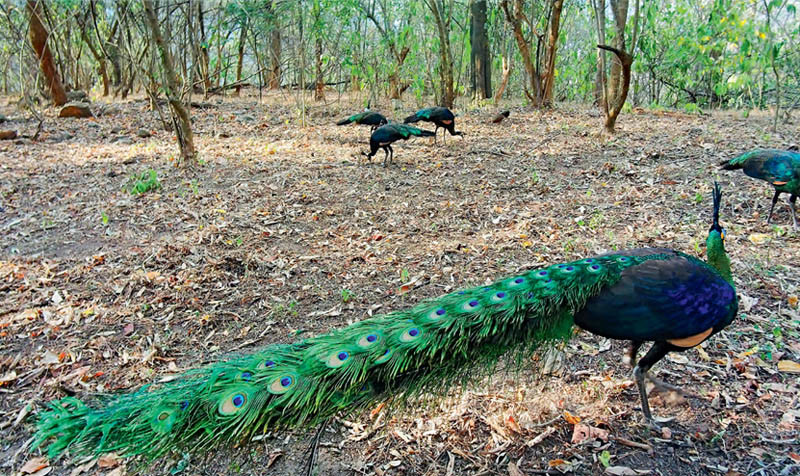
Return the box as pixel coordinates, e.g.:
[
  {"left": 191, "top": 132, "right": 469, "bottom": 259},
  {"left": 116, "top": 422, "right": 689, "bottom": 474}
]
[
  {"left": 605, "top": 466, "right": 650, "bottom": 475},
  {"left": 564, "top": 410, "right": 581, "bottom": 425},
  {"left": 508, "top": 462, "right": 524, "bottom": 476},
  {"left": 21, "top": 457, "right": 49, "bottom": 474},
  {"left": 777, "top": 360, "right": 800, "bottom": 374},
  {"left": 548, "top": 459, "right": 567, "bottom": 467},
  {"left": 748, "top": 233, "right": 771, "bottom": 245},
  {"left": 98, "top": 453, "right": 121, "bottom": 468},
  {"left": 571, "top": 423, "right": 609, "bottom": 444},
  {"left": 789, "top": 295, "right": 799, "bottom": 308}
]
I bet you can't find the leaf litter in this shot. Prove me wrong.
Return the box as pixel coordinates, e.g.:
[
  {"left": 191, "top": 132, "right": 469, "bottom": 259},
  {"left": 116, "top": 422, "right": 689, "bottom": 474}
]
[{"left": 0, "top": 93, "right": 798, "bottom": 475}]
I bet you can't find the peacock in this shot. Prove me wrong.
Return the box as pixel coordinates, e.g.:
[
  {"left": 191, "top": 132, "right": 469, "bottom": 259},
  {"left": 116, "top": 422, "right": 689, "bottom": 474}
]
[
  {"left": 492, "top": 110, "right": 511, "bottom": 124},
  {"left": 32, "top": 184, "right": 736, "bottom": 464},
  {"left": 403, "top": 106, "right": 464, "bottom": 144},
  {"left": 719, "top": 148, "right": 800, "bottom": 229},
  {"left": 362, "top": 123, "right": 435, "bottom": 166},
  {"left": 336, "top": 110, "right": 388, "bottom": 132}
]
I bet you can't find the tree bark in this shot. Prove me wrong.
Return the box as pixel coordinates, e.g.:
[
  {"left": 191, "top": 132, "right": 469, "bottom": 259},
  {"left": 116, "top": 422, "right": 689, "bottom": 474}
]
[
  {"left": 470, "top": 0, "right": 491, "bottom": 99},
  {"left": 493, "top": 56, "right": 511, "bottom": 104},
  {"left": 540, "top": 0, "right": 564, "bottom": 106},
  {"left": 142, "top": 0, "right": 197, "bottom": 164},
  {"left": 362, "top": 3, "right": 411, "bottom": 100},
  {"left": 313, "top": 0, "right": 324, "bottom": 101},
  {"left": 197, "top": 1, "right": 211, "bottom": 92},
  {"left": 234, "top": 20, "right": 247, "bottom": 96},
  {"left": 598, "top": 45, "right": 633, "bottom": 132},
  {"left": 427, "top": 0, "right": 455, "bottom": 108},
  {"left": 268, "top": 2, "right": 281, "bottom": 89},
  {"left": 27, "top": 0, "right": 67, "bottom": 106}
]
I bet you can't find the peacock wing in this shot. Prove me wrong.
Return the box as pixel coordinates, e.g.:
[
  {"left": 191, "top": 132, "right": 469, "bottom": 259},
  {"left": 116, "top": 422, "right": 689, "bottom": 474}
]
[{"left": 573, "top": 250, "right": 737, "bottom": 342}]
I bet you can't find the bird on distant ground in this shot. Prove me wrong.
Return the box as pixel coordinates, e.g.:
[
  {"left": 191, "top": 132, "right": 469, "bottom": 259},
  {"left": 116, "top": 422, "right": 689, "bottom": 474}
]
[
  {"left": 336, "top": 110, "right": 388, "bottom": 132},
  {"left": 403, "top": 106, "right": 464, "bottom": 144},
  {"left": 362, "top": 123, "right": 434, "bottom": 167},
  {"left": 720, "top": 148, "right": 800, "bottom": 229},
  {"left": 492, "top": 110, "right": 510, "bottom": 124},
  {"left": 32, "top": 185, "right": 736, "bottom": 464}
]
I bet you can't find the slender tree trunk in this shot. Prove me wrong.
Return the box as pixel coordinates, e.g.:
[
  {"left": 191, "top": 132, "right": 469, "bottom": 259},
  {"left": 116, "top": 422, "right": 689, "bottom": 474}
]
[
  {"left": 27, "top": 0, "right": 67, "bottom": 105},
  {"left": 501, "top": 0, "right": 537, "bottom": 104},
  {"left": 494, "top": 56, "right": 511, "bottom": 104},
  {"left": 592, "top": 0, "right": 606, "bottom": 107},
  {"left": 470, "top": 0, "right": 491, "bottom": 100},
  {"left": 313, "top": 0, "right": 324, "bottom": 101},
  {"left": 142, "top": 0, "right": 197, "bottom": 164},
  {"left": 234, "top": 21, "right": 247, "bottom": 96},
  {"left": 268, "top": 2, "right": 281, "bottom": 89},
  {"left": 427, "top": 0, "right": 455, "bottom": 108},
  {"left": 540, "top": 0, "right": 564, "bottom": 106},
  {"left": 197, "top": 1, "right": 211, "bottom": 92}
]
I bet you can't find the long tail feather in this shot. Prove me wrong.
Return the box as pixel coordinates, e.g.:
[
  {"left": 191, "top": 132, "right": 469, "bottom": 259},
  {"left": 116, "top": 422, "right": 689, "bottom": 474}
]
[
  {"left": 403, "top": 113, "right": 419, "bottom": 124},
  {"left": 336, "top": 118, "right": 352, "bottom": 126},
  {"left": 33, "top": 254, "right": 669, "bottom": 462}
]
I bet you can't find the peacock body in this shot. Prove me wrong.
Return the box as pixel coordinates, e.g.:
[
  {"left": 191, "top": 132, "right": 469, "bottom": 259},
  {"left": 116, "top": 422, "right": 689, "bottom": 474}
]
[
  {"left": 336, "top": 110, "right": 388, "bottom": 131},
  {"left": 720, "top": 148, "right": 800, "bottom": 228},
  {"left": 403, "top": 106, "right": 463, "bottom": 143},
  {"left": 33, "top": 187, "right": 736, "bottom": 463},
  {"left": 363, "top": 123, "right": 435, "bottom": 166}
]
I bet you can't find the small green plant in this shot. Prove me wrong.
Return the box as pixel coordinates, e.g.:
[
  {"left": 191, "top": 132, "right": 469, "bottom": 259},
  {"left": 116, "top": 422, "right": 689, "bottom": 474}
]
[
  {"left": 341, "top": 288, "right": 353, "bottom": 303},
  {"left": 682, "top": 102, "right": 701, "bottom": 114},
  {"left": 694, "top": 192, "right": 703, "bottom": 204},
  {"left": 400, "top": 268, "right": 409, "bottom": 283},
  {"left": 598, "top": 450, "right": 611, "bottom": 468},
  {"left": 101, "top": 212, "right": 109, "bottom": 225},
  {"left": 621, "top": 102, "right": 633, "bottom": 113},
  {"left": 126, "top": 169, "right": 161, "bottom": 195}
]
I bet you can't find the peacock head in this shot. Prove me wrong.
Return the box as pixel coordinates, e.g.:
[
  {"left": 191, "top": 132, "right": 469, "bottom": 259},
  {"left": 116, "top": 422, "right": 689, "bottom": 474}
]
[{"left": 706, "top": 182, "right": 733, "bottom": 284}]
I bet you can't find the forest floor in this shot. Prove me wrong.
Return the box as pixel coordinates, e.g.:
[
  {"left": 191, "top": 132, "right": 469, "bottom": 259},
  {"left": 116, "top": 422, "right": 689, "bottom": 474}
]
[{"left": 1, "top": 91, "right": 799, "bottom": 476}]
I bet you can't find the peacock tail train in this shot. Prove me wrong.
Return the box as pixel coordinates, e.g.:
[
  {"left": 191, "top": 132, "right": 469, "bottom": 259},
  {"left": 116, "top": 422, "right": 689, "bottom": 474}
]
[{"left": 33, "top": 252, "right": 673, "bottom": 463}]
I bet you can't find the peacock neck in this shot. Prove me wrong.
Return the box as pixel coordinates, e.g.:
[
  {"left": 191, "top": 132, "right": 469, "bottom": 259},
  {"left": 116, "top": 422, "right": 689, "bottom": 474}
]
[{"left": 706, "top": 234, "right": 734, "bottom": 287}]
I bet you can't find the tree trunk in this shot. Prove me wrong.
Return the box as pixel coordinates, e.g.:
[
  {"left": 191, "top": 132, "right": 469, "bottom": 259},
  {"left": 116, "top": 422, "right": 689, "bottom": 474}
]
[
  {"left": 314, "top": 36, "right": 324, "bottom": 101},
  {"left": 27, "top": 0, "right": 67, "bottom": 106},
  {"left": 268, "top": 4, "right": 281, "bottom": 89},
  {"left": 427, "top": 0, "right": 455, "bottom": 108},
  {"left": 493, "top": 56, "right": 511, "bottom": 104},
  {"left": 197, "top": 1, "right": 211, "bottom": 92},
  {"left": 599, "top": 45, "right": 633, "bottom": 132},
  {"left": 470, "top": 0, "right": 491, "bottom": 100},
  {"left": 592, "top": 0, "right": 606, "bottom": 107},
  {"left": 234, "top": 21, "right": 247, "bottom": 96},
  {"left": 540, "top": 0, "right": 564, "bottom": 106},
  {"left": 501, "top": 0, "right": 537, "bottom": 105},
  {"left": 79, "top": 15, "right": 109, "bottom": 96},
  {"left": 142, "top": 0, "right": 197, "bottom": 164}
]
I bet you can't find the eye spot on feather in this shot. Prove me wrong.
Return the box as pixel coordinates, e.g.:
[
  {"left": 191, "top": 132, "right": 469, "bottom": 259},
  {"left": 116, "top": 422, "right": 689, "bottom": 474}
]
[
  {"left": 374, "top": 348, "right": 393, "bottom": 364},
  {"left": 617, "top": 257, "right": 629, "bottom": 262},
  {"left": 400, "top": 327, "right": 422, "bottom": 343},
  {"left": 261, "top": 360, "right": 276, "bottom": 369},
  {"left": 513, "top": 277, "right": 525, "bottom": 284},
  {"left": 367, "top": 334, "right": 377, "bottom": 342},
  {"left": 158, "top": 411, "right": 169, "bottom": 421},
  {"left": 219, "top": 390, "right": 250, "bottom": 415},
  {"left": 561, "top": 266, "right": 575, "bottom": 273},
  {"left": 180, "top": 401, "right": 189, "bottom": 410},
  {"left": 268, "top": 374, "right": 296, "bottom": 394},
  {"left": 491, "top": 291, "right": 507, "bottom": 303},
  {"left": 537, "top": 270, "right": 548, "bottom": 277},
  {"left": 557, "top": 264, "right": 567, "bottom": 268},
  {"left": 584, "top": 258, "right": 594, "bottom": 263},
  {"left": 233, "top": 394, "right": 245, "bottom": 407},
  {"left": 588, "top": 264, "right": 602, "bottom": 273},
  {"left": 325, "top": 350, "right": 351, "bottom": 368},
  {"left": 461, "top": 299, "right": 481, "bottom": 311}
]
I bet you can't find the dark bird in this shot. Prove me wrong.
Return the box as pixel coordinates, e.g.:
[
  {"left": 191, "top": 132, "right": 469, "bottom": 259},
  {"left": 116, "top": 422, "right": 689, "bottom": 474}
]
[
  {"left": 403, "top": 106, "right": 464, "bottom": 143},
  {"left": 720, "top": 148, "right": 800, "bottom": 228},
  {"left": 336, "top": 110, "right": 388, "bottom": 132},
  {"left": 32, "top": 185, "right": 736, "bottom": 463},
  {"left": 492, "top": 110, "right": 510, "bottom": 124},
  {"left": 362, "top": 123, "right": 434, "bottom": 166}
]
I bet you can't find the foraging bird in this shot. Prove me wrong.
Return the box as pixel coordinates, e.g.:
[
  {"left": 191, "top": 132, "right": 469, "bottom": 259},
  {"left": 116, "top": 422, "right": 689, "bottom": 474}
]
[
  {"left": 492, "top": 110, "right": 510, "bottom": 124},
  {"left": 336, "top": 110, "right": 388, "bottom": 132},
  {"left": 403, "top": 106, "right": 463, "bottom": 143},
  {"left": 720, "top": 148, "right": 800, "bottom": 229},
  {"left": 363, "top": 123, "right": 434, "bottom": 167},
  {"left": 33, "top": 185, "right": 735, "bottom": 463}
]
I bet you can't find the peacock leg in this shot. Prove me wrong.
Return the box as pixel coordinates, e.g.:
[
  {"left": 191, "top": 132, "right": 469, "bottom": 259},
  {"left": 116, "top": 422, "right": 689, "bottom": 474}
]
[
  {"left": 434, "top": 126, "right": 439, "bottom": 144},
  {"left": 789, "top": 194, "right": 798, "bottom": 229},
  {"left": 388, "top": 145, "right": 394, "bottom": 166},
  {"left": 767, "top": 190, "right": 781, "bottom": 224},
  {"left": 303, "top": 418, "right": 329, "bottom": 476},
  {"left": 625, "top": 341, "right": 643, "bottom": 367},
  {"left": 382, "top": 147, "right": 390, "bottom": 167},
  {"left": 633, "top": 341, "right": 671, "bottom": 428}
]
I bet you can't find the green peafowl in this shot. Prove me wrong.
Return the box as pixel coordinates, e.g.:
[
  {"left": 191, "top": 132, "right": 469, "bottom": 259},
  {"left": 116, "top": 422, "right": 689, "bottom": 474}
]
[
  {"left": 336, "top": 110, "right": 388, "bottom": 132},
  {"left": 719, "top": 148, "right": 800, "bottom": 229},
  {"left": 403, "top": 106, "right": 464, "bottom": 144},
  {"left": 32, "top": 184, "right": 737, "bottom": 463},
  {"left": 362, "top": 123, "right": 435, "bottom": 166}
]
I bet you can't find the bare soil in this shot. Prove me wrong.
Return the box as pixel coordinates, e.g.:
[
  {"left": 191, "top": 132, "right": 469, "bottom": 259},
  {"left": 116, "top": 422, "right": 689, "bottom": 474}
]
[{"left": 1, "top": 92, "right": 798, "bottom": 476}]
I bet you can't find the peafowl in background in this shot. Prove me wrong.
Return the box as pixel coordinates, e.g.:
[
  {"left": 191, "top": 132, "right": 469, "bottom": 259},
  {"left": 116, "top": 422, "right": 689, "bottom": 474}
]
[
  {"left": 33, "top": 185, "right": 736, "bottom": 464},
  {"left": 719, "top": 148, "right": 800, "bottom": 229},
  {"left": 362, "top": 123, "right": 434, "bottom": 166},
  {"left": 403, "top": 106, "right": 463, "bottom": 144},
  {"left": 335, "top": 110, "right": 388, "bottom": 132}
]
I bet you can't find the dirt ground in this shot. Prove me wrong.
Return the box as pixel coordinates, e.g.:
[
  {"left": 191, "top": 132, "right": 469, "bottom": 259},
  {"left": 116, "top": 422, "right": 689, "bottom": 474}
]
[{"left": 1, "top": 91, "right": 799, "bottom": 476}]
